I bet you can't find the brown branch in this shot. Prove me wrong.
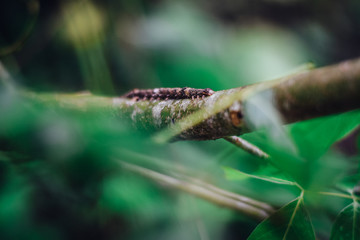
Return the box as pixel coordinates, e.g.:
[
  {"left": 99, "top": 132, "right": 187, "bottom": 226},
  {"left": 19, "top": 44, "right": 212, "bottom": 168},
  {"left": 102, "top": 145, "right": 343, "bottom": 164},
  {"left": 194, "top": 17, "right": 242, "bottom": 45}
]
[
  {"left": 224, "top": 136, "right": 270, "bottom": 159},
  {"left": 274, "top": 58, "right": 360, "bottom": 123},
  {"left": 26, "top": 58, "right": 360, "bottom": 141}
]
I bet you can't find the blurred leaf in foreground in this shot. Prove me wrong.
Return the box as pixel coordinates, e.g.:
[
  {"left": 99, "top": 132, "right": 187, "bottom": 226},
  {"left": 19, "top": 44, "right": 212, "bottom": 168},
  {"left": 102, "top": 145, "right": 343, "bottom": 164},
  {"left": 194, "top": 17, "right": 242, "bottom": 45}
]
[
  {"left": 222, "top": 166, "right": 295, "bottom": 186},
  {"left": 330, "top": 202, "right": 360, "bottom": 240},
  {"left": 248, "top": 198, "right": 315, "bottom": 240},
  {"left": 289, "top": 110, "right": 360, "bottom": 161}
]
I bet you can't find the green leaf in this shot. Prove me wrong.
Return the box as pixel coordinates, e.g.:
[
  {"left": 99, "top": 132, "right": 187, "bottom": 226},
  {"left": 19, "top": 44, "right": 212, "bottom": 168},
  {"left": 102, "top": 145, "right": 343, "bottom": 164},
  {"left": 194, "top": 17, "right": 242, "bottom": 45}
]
[
  {"left": 330, "top": 202, "right": 360, "bottom": 240},
  {"left": 248, "top": 198, "right": 315, "bottom": 240},
  {"left": 289, "top": 110, "right": 360, "bottom": 160},
  {"left": 336, "top": 174, "right": 360, "bottom": 193},
  {"left": 222, "top": 166, "right": 296, "bottom": 185}
]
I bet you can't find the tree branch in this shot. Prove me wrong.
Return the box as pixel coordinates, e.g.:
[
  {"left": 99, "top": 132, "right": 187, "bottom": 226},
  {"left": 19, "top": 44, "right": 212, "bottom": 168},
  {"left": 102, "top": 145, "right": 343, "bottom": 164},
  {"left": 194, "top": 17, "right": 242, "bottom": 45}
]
[
  {"left": 26, "top": 58, "right": 360, "bottom": 141},
  {"left": 274, "top": 58, "right": 360, "bottom": 123}
]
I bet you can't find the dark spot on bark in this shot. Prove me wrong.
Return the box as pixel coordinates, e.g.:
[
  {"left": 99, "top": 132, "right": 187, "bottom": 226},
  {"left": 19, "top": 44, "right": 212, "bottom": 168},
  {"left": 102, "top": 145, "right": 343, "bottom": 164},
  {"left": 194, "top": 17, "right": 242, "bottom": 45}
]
[{"left": 230, "top": 110, "right": 243, "bottom": 127}]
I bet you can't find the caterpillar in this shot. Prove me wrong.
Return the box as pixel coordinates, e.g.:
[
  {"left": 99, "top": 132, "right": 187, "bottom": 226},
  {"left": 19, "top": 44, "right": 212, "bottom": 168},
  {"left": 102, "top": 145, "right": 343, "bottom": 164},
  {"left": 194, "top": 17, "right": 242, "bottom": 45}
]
[{"left": 123, "top": 87, "right": 215, "bottom": 101}]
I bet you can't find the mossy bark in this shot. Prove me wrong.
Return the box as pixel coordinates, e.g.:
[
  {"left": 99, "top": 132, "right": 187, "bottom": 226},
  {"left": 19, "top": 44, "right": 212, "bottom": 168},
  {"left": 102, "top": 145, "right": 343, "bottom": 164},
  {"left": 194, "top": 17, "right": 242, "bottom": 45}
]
[{"left": 27, "top": 58, "right": 360, "bottom": 141}]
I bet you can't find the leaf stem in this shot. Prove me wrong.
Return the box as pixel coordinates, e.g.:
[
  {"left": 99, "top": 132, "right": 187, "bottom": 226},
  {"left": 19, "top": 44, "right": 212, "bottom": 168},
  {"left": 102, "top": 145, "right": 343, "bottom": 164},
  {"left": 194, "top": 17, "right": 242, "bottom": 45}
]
[
  {"left": 224, "top": 136, "right": 270, "bottom": 159},
  {"left": 118, "top": 160, "right": 274, "bottom": 221},
  {"left": 283, "top": 191, "right": 304, "bottom": 240},
  {"left": 318, "top": 191, "right": 360, "bottom": 201}
]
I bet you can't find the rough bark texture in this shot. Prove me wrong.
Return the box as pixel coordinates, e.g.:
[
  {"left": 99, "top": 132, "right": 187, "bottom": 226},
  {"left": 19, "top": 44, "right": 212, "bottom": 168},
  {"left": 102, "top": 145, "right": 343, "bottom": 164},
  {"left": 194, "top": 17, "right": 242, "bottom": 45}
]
[
  {"left": 273, "top": 58, "right": 360, "bottom": 123},
  {"left": 27, "top": 58, "right": 360, "bottom": 141},
  {"left": 30, "top": 88, "right": 245, "bottom": 140},
  {"left": 113, "top": 88, "right": 244, "bottom": 140}
]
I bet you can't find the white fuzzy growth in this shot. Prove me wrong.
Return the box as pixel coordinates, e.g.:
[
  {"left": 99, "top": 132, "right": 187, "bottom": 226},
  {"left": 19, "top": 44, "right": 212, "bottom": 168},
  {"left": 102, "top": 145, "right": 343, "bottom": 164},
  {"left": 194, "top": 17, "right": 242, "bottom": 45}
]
[
  {"left": 229, "top": 100, "right": 242, "bottom": 112},
  {"left": 170, "top": 100, "right": 180, "bottom": 116},
  {"left": 112, "top": 97, "right": 134, "bottom": 106},
  {"left": 201, "top": 91, "right": 224, "bottom": 115},
  {"left": 206, "top": 117, "right": 214, "bottom": 126},
  {"left": 204, "top": 91, "right": 223, "bottom": 108},
  {"left": 131, "top": 105, "right": 144, "bottom": 121},
  {"left": 223, "top": 110, "right": 230, "bottom": 121},
  {"left": 152, "top": 100, "right": 173, "bottom": 126},
  {"left": 179, "top": 99, "right": 191, "bottom": 111}
]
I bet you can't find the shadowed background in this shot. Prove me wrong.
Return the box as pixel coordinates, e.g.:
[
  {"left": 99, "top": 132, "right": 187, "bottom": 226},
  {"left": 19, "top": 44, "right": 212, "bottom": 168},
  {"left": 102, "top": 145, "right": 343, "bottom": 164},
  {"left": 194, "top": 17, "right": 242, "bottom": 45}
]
[{"left": 0, "top": 0, "right": 360, "bottom": 239}]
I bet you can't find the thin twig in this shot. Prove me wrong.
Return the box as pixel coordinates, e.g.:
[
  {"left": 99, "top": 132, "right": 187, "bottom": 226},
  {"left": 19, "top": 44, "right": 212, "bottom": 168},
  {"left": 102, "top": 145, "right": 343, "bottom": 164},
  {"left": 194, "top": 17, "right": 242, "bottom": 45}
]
[
  {"left": 177, "top": 173, "right": 275, "bottom": 213},
  {"left": 224, "top": 136, "right": 270, "bottom": 159},
  {"left": 119, "top": 161, "right": 274, "bottom": 221}
]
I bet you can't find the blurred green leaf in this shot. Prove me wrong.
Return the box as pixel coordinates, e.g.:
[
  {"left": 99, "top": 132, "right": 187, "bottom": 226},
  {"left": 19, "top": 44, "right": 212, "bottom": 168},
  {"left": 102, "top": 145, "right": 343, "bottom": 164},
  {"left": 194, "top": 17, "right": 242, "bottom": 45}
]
[
  {"left": 101, "top": 174, "right": 165, "bottom": 216},
  {"left": 222, "top": 166, "right": 296, "bottom": 185},
  {"left": 336, "top": 174, "right": 360, "bottom": 193},
  {"left": 330, "top": 202, "right": 360, "bottom": 240},
  {"left": 248, "top": 198, "right": 315, "bottom": 240},
  {"left": 241, "top": 107, "right": 360, "bottom": 189},
  {"left": 1, "top": 0, "right": 360, "bottom": 239},
  {"left": 289, "top": 110, "right": 360, "bottom": 160},
  {"left": 241, "top": 89, "right": 311, "bottom": 185}
]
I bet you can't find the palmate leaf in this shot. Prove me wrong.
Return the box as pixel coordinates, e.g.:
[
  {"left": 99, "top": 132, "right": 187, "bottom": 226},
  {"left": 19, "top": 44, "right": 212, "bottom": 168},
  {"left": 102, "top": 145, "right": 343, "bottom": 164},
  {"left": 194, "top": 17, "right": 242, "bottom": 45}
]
[
  {"left": 248, "top": 198, "right": 315, "bottom": 240},
  {"left": 330, "top": 202, "right": 360, "bottom": 240}
]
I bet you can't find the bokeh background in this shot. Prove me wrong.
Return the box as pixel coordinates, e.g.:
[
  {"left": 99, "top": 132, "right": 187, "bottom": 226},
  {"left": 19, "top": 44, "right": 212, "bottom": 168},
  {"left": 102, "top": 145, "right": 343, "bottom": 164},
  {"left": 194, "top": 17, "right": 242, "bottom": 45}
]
[
  {"left": 1, "top": 0, "right": 360, "bottom": 239},
  {"left": 2, "top": 0, "right": 360, "bottom": 93}
]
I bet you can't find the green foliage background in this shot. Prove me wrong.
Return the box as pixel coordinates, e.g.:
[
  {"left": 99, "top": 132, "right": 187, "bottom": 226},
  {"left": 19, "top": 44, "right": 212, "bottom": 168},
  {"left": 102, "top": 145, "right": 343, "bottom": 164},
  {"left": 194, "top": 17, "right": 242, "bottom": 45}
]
[{"left": 1, "top": 0, "right": 360, "bottom": 239}]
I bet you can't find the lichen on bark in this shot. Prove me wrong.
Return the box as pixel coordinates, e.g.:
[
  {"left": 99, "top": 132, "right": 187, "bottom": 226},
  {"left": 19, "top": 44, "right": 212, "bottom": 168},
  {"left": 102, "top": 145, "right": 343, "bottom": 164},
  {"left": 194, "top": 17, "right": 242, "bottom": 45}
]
[
  {"left": 26, "top": 58, "right": 360, "bottom": 142},
  {"left": 112, "top": 89, "right": 245, "bottom": 140}
]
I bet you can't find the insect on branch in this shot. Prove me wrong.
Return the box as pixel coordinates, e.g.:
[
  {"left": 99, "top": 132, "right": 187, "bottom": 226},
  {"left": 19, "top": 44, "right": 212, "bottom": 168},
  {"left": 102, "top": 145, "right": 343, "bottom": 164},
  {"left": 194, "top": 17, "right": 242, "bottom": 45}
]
[{"left": 123, "top": 87, "right": 215, "bottom": 101}]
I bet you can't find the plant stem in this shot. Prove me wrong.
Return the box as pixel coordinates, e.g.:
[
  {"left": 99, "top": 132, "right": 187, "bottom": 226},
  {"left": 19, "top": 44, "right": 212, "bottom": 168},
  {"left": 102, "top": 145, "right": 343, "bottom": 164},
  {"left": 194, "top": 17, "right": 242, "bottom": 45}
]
[
  {"left": 224, "top": 136, "right": 270, "bottom": 159},
  {"left": 119, "top": 161, "right": 274, "bottom": 221},
  {"left": 26, "top": 58, "right": 360, "bottom": 141}
]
